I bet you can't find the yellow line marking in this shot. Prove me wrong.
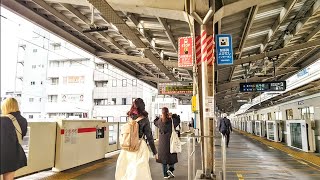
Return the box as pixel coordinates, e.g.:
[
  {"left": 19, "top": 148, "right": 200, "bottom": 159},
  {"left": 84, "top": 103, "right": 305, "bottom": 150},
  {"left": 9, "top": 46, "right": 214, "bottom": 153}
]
[
  {"left": 235, "top": 129, "right": 320, "bottom": 169},
  {"left": 236, "top": 172, "right": 245, "bottom": 180},
  {"left": 38, "top": 156, "right": 118, "bottom": 180}
]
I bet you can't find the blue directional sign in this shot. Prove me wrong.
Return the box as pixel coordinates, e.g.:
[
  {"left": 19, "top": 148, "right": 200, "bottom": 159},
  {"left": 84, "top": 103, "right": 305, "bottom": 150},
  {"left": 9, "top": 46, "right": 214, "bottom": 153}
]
[{"left": 216, "top": 34, "right": 233, "bottom": 65}]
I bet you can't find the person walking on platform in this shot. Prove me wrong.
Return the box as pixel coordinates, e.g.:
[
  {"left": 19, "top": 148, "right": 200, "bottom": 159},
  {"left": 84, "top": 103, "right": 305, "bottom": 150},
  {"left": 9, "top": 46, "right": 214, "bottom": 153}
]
[
  {"left": 1, "top": 98, "right": 28, "bottom": 180},
  {"left": 115, "top": 98, "right": 158, "bottom": 180},
  {"left": 219, "top": 113, "right": 233, "bottom": 148},
  {"left": 154, "top": 107, "right": 180, "bottom": 179}
]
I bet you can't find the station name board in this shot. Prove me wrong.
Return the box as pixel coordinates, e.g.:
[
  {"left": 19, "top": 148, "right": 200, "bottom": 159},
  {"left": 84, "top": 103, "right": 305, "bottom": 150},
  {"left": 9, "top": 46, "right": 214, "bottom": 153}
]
[{"left": 239, "top": 81, "right": 286, "bottom": 92}]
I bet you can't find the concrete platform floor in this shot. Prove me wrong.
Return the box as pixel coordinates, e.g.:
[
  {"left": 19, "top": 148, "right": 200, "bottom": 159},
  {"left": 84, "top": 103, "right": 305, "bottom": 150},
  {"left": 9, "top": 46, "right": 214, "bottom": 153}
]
[{"left": 18, "top": 131, "right": 320, "bottom": 180}]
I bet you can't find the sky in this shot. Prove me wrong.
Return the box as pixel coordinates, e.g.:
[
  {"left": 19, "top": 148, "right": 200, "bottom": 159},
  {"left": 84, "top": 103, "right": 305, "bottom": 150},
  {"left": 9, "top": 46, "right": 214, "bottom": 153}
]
[{"left": 1, "top": 7, "right": 34, "bottom": 96}]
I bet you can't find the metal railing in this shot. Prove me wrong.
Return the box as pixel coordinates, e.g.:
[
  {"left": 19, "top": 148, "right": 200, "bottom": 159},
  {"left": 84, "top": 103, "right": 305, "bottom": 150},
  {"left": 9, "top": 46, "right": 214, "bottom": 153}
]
[{"left": 185, "top": 134, "right": 227, "bottom": 180}]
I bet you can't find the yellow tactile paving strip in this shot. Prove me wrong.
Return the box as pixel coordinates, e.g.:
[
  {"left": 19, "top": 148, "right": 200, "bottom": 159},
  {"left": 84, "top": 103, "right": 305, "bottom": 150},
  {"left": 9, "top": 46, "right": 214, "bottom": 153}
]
[
  {"left": 38, "top": 155, "right": 118, "bottom": 180},
  {"left": 235, "top": 129, "right": 320, "bottom": 168}
]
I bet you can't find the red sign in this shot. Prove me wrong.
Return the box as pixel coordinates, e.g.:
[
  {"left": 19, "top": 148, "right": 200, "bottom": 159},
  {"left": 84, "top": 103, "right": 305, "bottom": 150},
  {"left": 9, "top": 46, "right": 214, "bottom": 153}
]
[{"left": 178, "top": 37, "right": 193, "bottom": 67}]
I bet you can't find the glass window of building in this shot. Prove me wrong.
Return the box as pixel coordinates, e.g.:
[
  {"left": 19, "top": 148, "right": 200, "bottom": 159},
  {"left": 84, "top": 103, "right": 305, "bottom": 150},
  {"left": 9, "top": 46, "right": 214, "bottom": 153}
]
[
  {"left": 48, "top": 95, "right": 58, "bottom": 102},
  {"left": 286, "top": 109, "right": 293, "bottom": 120},
  {"left": 97, "top": 64, "right": 104, "bottom": 69},
  {"left": 132, "top": 79, "right": 137, "bottom": 86},
  {"left": 33, "top": 49, "right": 37, "bottom": 53},
  {"left": 112, "top": 98, "right": 116, "bottom": 105},
  {"left": 112, "top": 79, "right": 117, "bottom": 87},
  {"left": 30, "top": 81, "right": 35, "bottom": 85},
  {"left": 120, "top": 116, "right": 128, "bottom": 122},
  {"left": 122, "top": 79, "right": 127, "bottom": 87},
  {"left": 32, "top": 65, "right": 36, "bottom": 69},
  {"left": 122, "top": 98, "right": 127, "bottom": 105},
  {"left": 29, "top": 115, "right": 33, "bottom": 119},
  {"left": 107, "top": 116, "right": 114, "bottom": 122},
  {"left": 94, "top": 99, "right": 107, "bottom": 105},
  {"left": 299, "top": 107, "right": 314, "bottom": 120},
  {"left": 29, "top": 98, "right": 34, "bottom": 102},
  {"left": 51, "top": 78, "right": 59, "bottom": 85}
]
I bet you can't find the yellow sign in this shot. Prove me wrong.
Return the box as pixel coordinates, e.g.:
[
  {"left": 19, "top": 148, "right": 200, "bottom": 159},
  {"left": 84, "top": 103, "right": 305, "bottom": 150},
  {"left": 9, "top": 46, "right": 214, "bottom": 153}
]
[{"left": 191, "top": 96, "right": 197, "bottom": 112}]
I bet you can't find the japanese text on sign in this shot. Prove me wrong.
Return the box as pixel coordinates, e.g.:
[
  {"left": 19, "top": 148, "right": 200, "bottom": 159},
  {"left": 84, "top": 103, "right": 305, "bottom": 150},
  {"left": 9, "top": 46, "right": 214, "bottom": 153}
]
[
  {"left": 178, "top": 37, "right": 193, "bottom": 67},
  {"left": 216, "top": 34, "right": 233, "bottom": 65}
]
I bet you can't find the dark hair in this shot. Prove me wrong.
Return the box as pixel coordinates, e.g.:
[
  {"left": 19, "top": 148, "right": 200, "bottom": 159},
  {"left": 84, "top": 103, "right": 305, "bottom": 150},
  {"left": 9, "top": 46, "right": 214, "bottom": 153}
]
[
  {"left": 127, "top": 98, "right": 148, "bottom": 117},
  {"left": 161, "top": 107, "right": 170, "bottom": 122}
]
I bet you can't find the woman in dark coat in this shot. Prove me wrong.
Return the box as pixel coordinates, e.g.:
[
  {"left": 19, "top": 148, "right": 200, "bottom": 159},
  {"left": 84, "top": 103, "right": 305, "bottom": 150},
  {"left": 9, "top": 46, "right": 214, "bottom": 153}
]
[
  {"left": 1, "top": 98, "right": 28, "bottom": 180},
  {"left": 154, "top": 107, "right": 180, "bottom": 179}
]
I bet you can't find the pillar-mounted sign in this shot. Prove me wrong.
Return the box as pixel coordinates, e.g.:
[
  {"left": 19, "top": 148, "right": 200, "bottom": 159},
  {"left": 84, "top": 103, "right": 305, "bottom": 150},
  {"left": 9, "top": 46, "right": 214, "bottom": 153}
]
[
  {"left": 216, "top": 34, "right": 233, "bottom": 65},
  {"left": 178, "top": 36, "right": 193, "bottom": 67}
]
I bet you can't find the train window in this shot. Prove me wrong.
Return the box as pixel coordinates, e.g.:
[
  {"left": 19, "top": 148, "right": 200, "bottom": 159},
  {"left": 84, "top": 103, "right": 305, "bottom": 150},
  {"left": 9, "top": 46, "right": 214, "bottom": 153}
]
[
  {"left": 275, "top": 111, "right": 282, "bottom": 120},
  {"left": 299, "top": 107, "right": 314, "bottom": 120},
  {"left": 286, "top": 109, "right": 293, "bottom": 120},
  {"left": 267, "top": 113, "right": 272, "bottom": 120}
]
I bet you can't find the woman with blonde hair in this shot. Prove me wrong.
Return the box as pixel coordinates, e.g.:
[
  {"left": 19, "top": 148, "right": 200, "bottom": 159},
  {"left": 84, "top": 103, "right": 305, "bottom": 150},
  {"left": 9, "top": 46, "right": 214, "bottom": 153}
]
[{"left": 1, "top": 98, "right": 28, "bottom": 180}]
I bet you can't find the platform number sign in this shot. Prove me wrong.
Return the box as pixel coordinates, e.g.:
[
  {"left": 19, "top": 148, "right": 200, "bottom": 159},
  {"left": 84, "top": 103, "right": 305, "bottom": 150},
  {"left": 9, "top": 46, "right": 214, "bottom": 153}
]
[{"left": 216, "top": 34, "right": 233, "bottom": 65}]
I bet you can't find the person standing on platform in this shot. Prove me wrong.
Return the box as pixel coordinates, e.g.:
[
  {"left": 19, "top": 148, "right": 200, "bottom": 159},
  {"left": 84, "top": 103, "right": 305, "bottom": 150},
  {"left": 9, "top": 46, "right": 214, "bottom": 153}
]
[
  {"left": 115, "top": 98, "right": 158, "bottom": 180},
  {"left": 1, "top": 98, "right": 28, "bottom": 180},
  {"left": 154, "top": 107, "right": 180, "bottom": 179},
  {"left": 219, "top": 113, "right": 233, "bottom": 148}
]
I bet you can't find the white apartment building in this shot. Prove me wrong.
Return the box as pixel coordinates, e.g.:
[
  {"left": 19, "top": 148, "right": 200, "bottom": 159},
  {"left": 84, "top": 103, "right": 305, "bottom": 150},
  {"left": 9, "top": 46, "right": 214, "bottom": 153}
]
[{"left": 16, "top": 26, "right": 156, "bottom": 121}]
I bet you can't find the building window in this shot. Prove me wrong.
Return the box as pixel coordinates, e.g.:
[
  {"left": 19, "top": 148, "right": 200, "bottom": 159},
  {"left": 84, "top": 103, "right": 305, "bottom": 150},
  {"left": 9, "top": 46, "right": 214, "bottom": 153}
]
[
  {"left": 122, "top": 98, "right": 127, "bottom": 105},
  {"left": 107, "top": 116, "right": 114, "bottom": 122},
  {"left": 112, "top": 79, "right": 117, "bottom": 87},
  {"left": 39, "top": 98, "right": 42, "bottom": 102},
  {"left": 120, "top": 116, "right": 128, "bottom": 122},
  {"left": 122, "top": 79, "right": 127, "bottom": 87},
  {"left": 51, "top": 78, "right": 59, "bottom": 85},
  {"left": 40, "top": 81, "right": 43, "bottom": 85},
  {"left": 132, "top": 79, "right": 137, "bottom": 86},
  {"left": 94, "top": 99, "right": 108, "bottom": 105},
  {"left": 286, "top": 109, "right": 293, "bottom": 120},
  {"left": 32, "top": 65, "right": 36, "bottom": 69},
  {"left": 29, "top": 98, "right": 34, "bottom": 102},
  {"left": 33, "top": 49, "right": 37, "bottom": 53},
  {"left": 51, "top": 42, "right": 61, "bottom": 50},
  {"left": 29, "top": 115, "right": 33, "bottom": 119},
  {"left": 30, "top": 81, "right": 35, "bottom": 85},
  {"left": 50, "top": 61, "right": 60, "bottom": 67},
  {"left": 97, "top": 64, "right": 104, "bottom": 69},
  {"left": 112, "top": 98, "right": 116, "bottom": 105},
  {"left": 95, "top": 81, "right": 108, "bottom": 87},
  {"left": 48, "top": 95, "right": 58, "bottom": 103}
]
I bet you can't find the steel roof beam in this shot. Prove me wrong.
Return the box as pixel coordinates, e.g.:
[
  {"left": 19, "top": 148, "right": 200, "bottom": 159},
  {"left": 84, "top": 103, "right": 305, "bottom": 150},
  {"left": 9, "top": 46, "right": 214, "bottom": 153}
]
[
  {"left": 238, "top": 6, "right": 259, "bottom": 58},
  {"left": 261, "top": 0, "right": 298, "bottom": 52},
  {"left": 157, "top": 17, "right": 178, "bottom": 52},
  {"left": 60, "top": 3, "right": 155, "bottom": 76},
  {"left": 87, "top": 0, "right": 176, "bottom": 81}
]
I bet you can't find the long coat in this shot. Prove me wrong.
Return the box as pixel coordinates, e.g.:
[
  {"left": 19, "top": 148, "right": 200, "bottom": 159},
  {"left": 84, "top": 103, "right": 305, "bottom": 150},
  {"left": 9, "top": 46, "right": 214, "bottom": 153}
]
[
  {"left": 0, "top": 111, "right": 28, "bottom": 174},
  {"left": 154, "top": 117, "right": 180, "bottom": 165}
]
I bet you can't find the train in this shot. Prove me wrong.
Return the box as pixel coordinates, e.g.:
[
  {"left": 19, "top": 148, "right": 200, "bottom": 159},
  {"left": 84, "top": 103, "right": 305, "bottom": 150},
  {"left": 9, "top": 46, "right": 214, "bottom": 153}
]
[{"left": 231, "top": 93, "right": 320, "bottom": 153}]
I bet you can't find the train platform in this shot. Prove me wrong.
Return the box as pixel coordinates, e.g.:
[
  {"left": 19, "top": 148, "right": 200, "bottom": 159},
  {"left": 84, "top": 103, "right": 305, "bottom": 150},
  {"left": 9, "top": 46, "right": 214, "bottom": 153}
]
[{"left": 17, "top": 131, "right": 320, "bottom": 180}]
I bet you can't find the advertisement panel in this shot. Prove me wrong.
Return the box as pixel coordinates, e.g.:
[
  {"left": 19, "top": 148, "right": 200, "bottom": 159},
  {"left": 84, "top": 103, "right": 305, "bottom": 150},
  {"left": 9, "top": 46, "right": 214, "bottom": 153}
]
[{"left": 178, "top": 37, "right": 193, "bottom": 67}]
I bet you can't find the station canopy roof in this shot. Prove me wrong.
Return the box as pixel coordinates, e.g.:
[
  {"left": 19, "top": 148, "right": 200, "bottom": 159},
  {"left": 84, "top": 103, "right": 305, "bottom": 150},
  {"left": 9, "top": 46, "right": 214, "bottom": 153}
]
[{"left": 2, "top": 0, "right": 320, "bottom": 113}]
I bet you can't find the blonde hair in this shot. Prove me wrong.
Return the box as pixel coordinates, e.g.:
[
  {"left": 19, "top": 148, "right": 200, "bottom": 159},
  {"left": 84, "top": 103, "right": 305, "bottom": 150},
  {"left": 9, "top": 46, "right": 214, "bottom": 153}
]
[{"left": 1, "top": 98, "right": 20, "bottom": 115}]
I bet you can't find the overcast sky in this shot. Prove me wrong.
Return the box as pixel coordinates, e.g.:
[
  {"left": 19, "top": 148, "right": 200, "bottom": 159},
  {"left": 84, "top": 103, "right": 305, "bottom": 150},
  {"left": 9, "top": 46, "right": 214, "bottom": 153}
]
[{"left": 1, "top": 7, "right": 34, "bottom": 96}]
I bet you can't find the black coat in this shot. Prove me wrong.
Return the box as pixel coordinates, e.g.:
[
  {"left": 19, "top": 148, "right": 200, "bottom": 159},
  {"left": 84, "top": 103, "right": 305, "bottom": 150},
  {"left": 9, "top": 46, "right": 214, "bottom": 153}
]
[
  {"left": 1, "top": 111, "right": 28, "bottom": 174},
  {"left": 137, "top": 117, "right": 157, "bottom": 155},
  {"left": 154, "top": 117, "right": 179, "bottom": 165},
  {"left": 219, "top": 117, "right": 232, "bottom": 135}
]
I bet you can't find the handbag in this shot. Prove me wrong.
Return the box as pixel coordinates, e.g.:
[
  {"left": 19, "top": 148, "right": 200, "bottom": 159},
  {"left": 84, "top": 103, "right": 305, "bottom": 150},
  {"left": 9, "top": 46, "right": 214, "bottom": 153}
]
[{"left": 170, "top": 119, "right": 181, "bottom": 153}]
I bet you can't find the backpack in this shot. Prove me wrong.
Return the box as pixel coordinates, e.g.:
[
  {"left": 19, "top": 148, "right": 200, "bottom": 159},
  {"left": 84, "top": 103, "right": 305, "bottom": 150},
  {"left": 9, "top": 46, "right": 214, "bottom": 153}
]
[
  {"left": 120, "top": 116, "right": 144, "bottom": 152},
  {"left": 221, "top": 118, "right": 229, "bottom": 136}
]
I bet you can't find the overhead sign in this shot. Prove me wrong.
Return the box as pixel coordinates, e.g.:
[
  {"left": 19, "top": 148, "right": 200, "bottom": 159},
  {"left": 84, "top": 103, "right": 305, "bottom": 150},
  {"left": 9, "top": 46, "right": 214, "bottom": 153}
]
[
  {"left": 216, "top": 34, "right": 233, "bottom": 65},
  {"left": 159, "top": 82, "right": 193, "bottom": 95},
  {"left": 240, "top": 81, "right": 286, "bottom": 92},
  {"left": 178, "top": 37, "right": 193, "bottom": 67}
]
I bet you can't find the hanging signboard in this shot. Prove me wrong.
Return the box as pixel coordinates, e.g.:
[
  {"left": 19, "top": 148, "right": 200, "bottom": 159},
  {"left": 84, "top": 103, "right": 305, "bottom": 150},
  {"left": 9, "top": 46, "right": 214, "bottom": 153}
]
[
  {"left": 216, "top": 34, "right": 233, "bottom": 65},
  {"left": 178, "top": 37, "right": 193, "bottom": 67},
  {"left": 239, "top": 81, "right": 286, "bottom": 92},
  {"left": 158, "top": 82, "right": 193, "bottom": 95},
  {"left": 205, "top": 96, "right": 215, "bottom": 118}
]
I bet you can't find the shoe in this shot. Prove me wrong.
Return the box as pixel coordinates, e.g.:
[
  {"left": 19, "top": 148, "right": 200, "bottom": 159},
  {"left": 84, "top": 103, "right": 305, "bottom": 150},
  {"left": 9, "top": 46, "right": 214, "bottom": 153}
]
[
  {"left": 167, "top": 170, "right": 175, "bottom": 178},
  {"left": 164, "top": 176, "right": 170, "bottom": 179}
]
